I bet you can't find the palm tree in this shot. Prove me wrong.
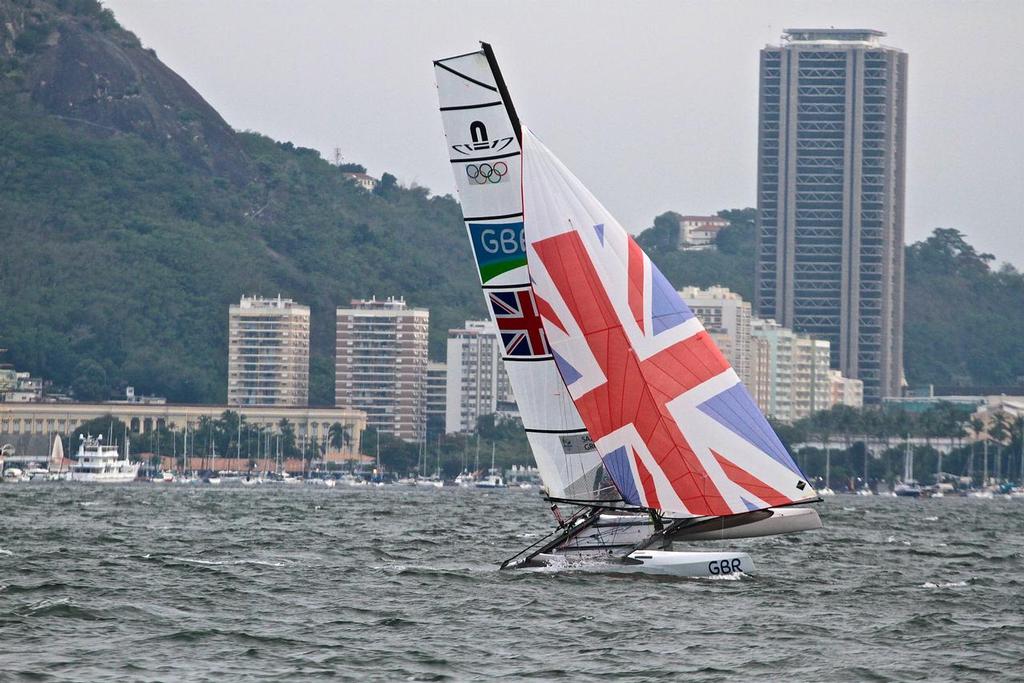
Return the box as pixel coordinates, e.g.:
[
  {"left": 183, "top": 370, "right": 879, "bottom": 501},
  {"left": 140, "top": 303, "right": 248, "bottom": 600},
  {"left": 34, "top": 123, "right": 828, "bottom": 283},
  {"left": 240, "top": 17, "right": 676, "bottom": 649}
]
[
  {"left": 278, "top": 418, "right": 298, "bottom": 458},
  {"left": 990, "top": 412, "right": 1012, "bottom": 482},
  {"left": 328, "top": 422, "right": 351, "bottom": 453}
]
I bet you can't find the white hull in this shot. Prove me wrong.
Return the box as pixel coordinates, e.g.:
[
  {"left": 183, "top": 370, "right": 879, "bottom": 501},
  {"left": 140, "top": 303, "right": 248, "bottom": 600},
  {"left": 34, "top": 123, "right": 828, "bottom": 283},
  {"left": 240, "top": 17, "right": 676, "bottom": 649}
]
[
  {"left": 533, "top": 549, "right": 755, "bottom": 577},
  {"left": 68, "top": 464, "right": 140, "bottom": 483}
]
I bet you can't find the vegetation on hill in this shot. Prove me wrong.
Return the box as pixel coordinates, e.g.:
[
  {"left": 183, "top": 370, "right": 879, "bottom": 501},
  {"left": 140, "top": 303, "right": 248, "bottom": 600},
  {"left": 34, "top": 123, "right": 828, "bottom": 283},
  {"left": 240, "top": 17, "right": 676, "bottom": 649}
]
[
  {"left": 637, "top": 213, "right": 1024, "bottom": 388},
  {"left": 0, "top": 0, "right": 484, "bottom": 406}
]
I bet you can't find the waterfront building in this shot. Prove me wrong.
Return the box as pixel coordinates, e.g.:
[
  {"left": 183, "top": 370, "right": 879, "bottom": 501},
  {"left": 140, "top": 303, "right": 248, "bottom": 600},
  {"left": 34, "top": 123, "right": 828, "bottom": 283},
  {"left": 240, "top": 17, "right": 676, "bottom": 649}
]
[
  {"left": 677, "top": 215, "right": 730, "bottom": 250},
  {"left": 750, "top": 318, "right": 831, "bottom": 423},
  {"left": 227, "top": 295, "right": 310, "bottom": 407},
  {"left": 679, "top": 286, "right": 752, "bottom": 386},
  {"left": 445, "top": 320, "right": 514, "bottom": 434},
  {"left": 335, "top": 296, "right": 429, "bottom": 443},
  {"left": 0, "top": 402, "right": 366, "bottom": 458},
  {"left": 756, "top": 28, "right": 907, "bottom": 402},
  {"left": 425, "top": 361, "right": 447, "bottom": 442}
]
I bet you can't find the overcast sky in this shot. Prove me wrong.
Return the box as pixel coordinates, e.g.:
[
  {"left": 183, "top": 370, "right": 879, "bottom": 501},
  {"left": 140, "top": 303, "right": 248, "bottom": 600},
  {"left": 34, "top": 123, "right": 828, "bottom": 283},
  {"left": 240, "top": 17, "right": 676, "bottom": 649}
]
[{"left": 103, "top": 0, "right": 1024, "bottom": 267}]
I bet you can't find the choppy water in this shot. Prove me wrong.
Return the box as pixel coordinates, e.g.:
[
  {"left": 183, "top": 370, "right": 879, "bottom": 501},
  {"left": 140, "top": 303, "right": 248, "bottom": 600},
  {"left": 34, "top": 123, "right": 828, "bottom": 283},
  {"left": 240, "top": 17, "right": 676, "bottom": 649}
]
[{"left": 0, "top": 484, "right": 1021, "bottom": 681}]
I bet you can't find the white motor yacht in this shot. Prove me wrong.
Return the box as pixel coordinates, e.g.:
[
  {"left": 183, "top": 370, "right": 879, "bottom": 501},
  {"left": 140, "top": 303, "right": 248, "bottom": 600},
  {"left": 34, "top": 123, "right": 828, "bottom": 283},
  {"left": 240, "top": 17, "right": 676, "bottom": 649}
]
[{"left": 67, "top": 435, "right": 139, "bottom": 483}]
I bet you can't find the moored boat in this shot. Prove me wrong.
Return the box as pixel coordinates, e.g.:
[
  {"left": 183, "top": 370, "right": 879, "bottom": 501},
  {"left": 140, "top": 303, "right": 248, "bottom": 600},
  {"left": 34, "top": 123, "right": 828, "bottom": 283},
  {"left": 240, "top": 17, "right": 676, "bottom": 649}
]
[{"left": 67, "top": 435, "right": 139, "bottom": 483}]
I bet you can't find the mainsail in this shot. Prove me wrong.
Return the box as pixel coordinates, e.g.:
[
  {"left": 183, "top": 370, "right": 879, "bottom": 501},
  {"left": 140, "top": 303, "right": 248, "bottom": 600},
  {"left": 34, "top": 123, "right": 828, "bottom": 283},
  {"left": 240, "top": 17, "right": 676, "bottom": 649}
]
[
  {"left": 434, "top": 46, "right": 616, "bottom": 501},
  {"left": 521, "top": 127, "right": 818, "bottom": 518}
]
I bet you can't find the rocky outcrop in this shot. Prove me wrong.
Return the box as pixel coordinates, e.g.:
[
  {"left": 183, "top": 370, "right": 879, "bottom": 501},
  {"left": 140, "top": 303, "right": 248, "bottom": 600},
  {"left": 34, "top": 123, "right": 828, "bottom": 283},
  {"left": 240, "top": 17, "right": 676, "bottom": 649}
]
[{"left": 0, "top": 0, "right": 250, "bottom": 182}]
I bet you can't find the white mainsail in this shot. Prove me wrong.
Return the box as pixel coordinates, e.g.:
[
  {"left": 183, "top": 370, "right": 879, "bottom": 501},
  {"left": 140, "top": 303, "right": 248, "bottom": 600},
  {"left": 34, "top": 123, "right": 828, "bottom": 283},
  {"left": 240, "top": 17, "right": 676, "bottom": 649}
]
[
  {"left": 434, "top": 46, "right": 616, "bottom": 501},
  {"left": 521, "top": 127, "right": 818, "bottom": 518},
  {"left": 49, "top": 434, "right": 64, "bottom": 474}
]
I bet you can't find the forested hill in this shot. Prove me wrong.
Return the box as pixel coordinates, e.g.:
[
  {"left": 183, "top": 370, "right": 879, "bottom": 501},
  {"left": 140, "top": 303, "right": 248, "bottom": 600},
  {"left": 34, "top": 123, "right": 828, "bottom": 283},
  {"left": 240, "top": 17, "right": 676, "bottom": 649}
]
[
  {"left": 636, "top": 211, "right": 1024, "bottom": 389},
  {"left": 0, "top": 1, "right": 1019, "bottom": 407},
  {"left": 0, "top": 0, "right": 483, "bottom": 405}
]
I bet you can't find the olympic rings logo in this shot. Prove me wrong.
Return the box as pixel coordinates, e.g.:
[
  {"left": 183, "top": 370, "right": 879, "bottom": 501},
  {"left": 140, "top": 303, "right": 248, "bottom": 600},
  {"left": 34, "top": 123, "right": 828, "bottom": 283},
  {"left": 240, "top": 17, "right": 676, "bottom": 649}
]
[{"left": 466, "top": 161, "right": 508, "bottom": 185}]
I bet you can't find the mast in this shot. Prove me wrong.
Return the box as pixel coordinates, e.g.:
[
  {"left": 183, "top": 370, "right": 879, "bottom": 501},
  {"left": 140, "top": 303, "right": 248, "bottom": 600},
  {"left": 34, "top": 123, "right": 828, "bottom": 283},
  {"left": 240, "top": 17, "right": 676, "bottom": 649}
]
[
  {"left": 825, "top": 444, "right": 831, "bottom": 490},
  {"left": 480, "top": 42, "right": 521, "bottom": 144}
]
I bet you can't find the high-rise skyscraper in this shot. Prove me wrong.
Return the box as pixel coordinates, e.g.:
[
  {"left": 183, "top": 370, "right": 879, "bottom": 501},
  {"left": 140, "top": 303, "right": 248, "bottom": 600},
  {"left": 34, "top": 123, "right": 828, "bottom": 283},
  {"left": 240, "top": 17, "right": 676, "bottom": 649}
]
[
  {"left": 335, "top": 297, "right": 429, "bottom": 443},
  {"left": 756, "top": 28, "right": 907, "bottom": 401},
  {"left": 227, "top": 295, "right": 310, "bottom": 407}
]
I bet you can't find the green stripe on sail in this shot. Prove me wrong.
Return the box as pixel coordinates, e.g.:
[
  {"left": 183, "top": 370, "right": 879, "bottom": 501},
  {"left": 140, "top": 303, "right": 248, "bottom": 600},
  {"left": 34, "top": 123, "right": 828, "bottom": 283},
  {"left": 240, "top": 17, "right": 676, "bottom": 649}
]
[{"left": 479, "top": 256, "right": 528, "bottom": 283}]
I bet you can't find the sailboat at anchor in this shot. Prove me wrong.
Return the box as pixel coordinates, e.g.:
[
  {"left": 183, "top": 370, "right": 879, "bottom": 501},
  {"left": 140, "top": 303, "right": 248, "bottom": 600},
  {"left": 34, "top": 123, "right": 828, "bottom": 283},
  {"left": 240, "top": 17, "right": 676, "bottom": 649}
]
[{"left": 434, "top": 44, "right": 822, "bottom": 576}]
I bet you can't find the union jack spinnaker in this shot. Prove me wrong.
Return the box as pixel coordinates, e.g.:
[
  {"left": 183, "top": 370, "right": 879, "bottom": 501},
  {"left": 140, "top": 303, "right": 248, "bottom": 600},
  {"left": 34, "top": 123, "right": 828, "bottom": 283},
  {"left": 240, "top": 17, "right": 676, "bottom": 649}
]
[{"left": 521, "top": 127, "right": 818, "bottom": 517}]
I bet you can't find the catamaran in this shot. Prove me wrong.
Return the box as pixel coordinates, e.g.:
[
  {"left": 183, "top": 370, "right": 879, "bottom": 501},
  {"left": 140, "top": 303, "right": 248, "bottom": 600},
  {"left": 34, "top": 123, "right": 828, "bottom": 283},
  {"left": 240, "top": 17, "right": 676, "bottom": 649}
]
[{"left": 434, "top": 44, "right": 822, "bottom": 576}]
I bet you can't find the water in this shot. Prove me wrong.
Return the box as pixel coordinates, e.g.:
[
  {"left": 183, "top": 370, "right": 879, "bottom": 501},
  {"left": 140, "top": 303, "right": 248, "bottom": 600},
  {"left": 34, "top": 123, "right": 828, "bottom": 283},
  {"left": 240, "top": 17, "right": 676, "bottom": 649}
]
[{"left": 1, "top": 485, "right": 1021, "bottom": 681}]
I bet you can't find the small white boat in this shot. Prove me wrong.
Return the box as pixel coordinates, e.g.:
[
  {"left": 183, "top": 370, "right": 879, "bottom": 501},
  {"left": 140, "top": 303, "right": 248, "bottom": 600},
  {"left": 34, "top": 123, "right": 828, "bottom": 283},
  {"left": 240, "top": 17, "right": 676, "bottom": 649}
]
[
  {"left": 454, "top": 471, "right": 477, "bottom": 487},
  {"left": 2, "top": 467, "right": 28, "bottom": 482},
  {"left": 475, "top": 473, "right": 507, "bottom": 489},
  {"left": 894, "top": 481, "right": 923, "bottom": 498},
  {"left": 67, "top": 435, "right": 139, "bottom": 483},
  {"left": 818, "top": 487, "right": 836, "bottom": 497}
]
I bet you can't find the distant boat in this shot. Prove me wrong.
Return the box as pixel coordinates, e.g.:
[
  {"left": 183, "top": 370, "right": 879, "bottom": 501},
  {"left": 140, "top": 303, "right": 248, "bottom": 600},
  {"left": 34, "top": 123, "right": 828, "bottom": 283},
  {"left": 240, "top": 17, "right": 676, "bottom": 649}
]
[
  {"left": 67, "top": 434, "right": 139, "bottom": 483},
  {"left": 475, "top": 444, "right": 506, "bottom": 489},
  {"left": 895, "top": 440, "right": 920, "bottom": 497},
  {"left": 894, "top": 481, "right": 922, "bottom": 498}
]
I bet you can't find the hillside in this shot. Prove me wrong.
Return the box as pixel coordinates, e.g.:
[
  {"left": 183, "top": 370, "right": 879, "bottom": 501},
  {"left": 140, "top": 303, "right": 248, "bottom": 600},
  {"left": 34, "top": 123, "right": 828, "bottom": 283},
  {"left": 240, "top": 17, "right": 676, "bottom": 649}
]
[{"left": 0, "top": 0, "right": 483, "bottom": 404}]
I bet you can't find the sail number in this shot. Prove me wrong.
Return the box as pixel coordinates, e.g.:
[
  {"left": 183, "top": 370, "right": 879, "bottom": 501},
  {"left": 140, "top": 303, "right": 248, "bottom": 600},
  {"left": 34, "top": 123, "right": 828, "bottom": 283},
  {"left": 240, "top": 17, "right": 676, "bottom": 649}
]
[
  {"left": 708, "top": 558, "right": 743, "bottom": 575},
  {"left": 478, "top": 227, "right": 526, "bottom": 256}
]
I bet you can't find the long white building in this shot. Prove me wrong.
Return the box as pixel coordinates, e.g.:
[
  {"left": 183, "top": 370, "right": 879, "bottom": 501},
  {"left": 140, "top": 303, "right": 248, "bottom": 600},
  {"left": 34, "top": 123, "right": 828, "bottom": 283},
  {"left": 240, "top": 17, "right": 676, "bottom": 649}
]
[
  {"left": 228, "top": 295, "right": 310, "bottom": 407},
  {"left": 335, "top": 297, "right": 429, "bottom": 443}
]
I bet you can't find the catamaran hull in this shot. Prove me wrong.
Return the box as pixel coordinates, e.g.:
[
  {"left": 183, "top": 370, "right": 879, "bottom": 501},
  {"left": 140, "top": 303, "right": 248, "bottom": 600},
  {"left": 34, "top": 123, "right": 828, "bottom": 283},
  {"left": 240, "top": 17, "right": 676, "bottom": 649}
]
[
  {"left": 670, "top": 507, "right": 822, "bottom": 542},
  {"left": 559, "top": 506, "right": 821, "bottom": 552},
  {"left": 530, "top": 550, "right": 755, "bottom": 577}
]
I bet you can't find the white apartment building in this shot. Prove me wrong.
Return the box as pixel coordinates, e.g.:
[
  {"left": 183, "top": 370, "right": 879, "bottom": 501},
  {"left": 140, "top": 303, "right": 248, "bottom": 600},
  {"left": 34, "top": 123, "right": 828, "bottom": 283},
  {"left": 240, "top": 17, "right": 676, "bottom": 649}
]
[
  {"left": 829, "top": 370, "right": 864, "bottom": 409},
  {"left": 335, "top": 297, "right": 429, "bottom": 443},
  {"left": 228, "top": 295, "right": 310, "bottom": 407},
  {"left": 750, "top": 318, "right": 831, "bottom": 423},
  {"left": 445, "top": 320, "right": 513, "bottom": 434},
  {"left": 679, "top": 286, "right": 752, "bottom": 387}
]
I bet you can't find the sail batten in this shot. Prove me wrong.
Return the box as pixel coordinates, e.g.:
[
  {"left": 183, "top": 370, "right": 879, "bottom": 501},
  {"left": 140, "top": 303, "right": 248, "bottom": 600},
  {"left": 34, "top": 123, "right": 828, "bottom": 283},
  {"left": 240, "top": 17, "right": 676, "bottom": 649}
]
[{"left": 521, "top": 127, "right": 816, "bottom": 517}]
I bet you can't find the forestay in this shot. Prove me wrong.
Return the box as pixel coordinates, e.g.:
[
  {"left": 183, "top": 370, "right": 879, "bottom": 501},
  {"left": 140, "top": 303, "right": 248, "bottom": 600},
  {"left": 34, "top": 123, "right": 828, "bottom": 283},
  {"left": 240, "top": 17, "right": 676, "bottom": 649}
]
[
  {"left": 521, "top": 127, "right": 817, "bottom": 517},
  {"left": 433, "top": 47, "right": 616, "bottom": 502}
]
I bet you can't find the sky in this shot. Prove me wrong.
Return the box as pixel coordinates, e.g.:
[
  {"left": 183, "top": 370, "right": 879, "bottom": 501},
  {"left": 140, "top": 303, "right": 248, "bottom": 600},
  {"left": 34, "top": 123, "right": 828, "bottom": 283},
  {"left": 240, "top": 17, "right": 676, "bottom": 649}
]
[{"left": 103, "top": 0, "right": 1024, "bottom": 267}]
